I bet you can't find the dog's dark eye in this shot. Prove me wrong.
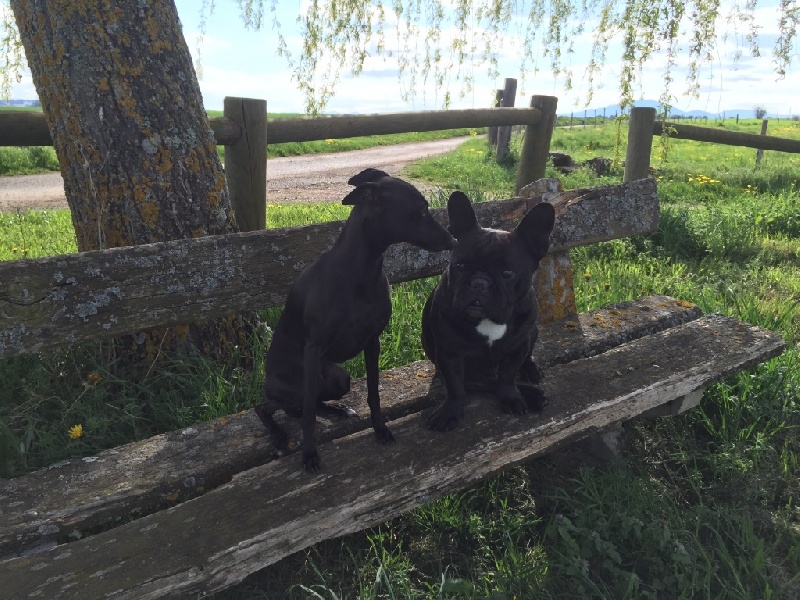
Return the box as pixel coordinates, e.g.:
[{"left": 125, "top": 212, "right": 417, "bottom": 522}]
[{"left": 502, "top": 270, "right": 516, "bottom": 279}]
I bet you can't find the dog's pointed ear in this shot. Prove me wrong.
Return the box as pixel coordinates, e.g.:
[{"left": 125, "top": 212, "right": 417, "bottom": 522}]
[
  {"left": 342, "top": 182, "right": 380, "bottom": 206},
  {"left": 347, "top": 168, "right": 390, "bottom": 186},
  {"left": 515, "top": 202, "right": 555, "bottom": 260},
  {"left": 447, "top": 191, "right": 479, "bottom": 238}
]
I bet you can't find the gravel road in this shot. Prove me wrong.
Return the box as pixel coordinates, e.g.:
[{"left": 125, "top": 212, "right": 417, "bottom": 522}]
[{"left": 0, "top": 137, "right": 470, "bottom": 212}]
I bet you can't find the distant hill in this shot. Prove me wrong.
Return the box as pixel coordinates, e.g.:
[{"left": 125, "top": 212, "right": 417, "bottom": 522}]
[
  {"left": 0, "top": 99, "right": 41, "bottom": 108},
  {"left": 558, "top": 99, "right": 796, "bottom": 120}
]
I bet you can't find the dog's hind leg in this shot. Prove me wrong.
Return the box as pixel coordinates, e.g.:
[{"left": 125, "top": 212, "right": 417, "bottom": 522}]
[
  {"left": 364, "top": 335, "right": 395, "bottom": 443},
  {"left": 254, "top": 400, "right": 290, "bottom": 456},
  {"left": 316, "top": 361, "right": 357, "bottom": 418},
  {"left": 517, "top": 355, "right": 547, "bottom": 411}
]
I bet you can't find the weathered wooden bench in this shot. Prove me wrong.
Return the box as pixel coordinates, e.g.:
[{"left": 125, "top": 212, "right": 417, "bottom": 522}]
[{"left": 0, "top": 177, "right": 784, "bottom": 598}]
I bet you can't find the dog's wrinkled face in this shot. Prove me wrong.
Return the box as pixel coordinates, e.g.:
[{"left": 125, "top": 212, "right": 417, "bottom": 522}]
[
  {"left": 445, "top": 191, "right": 555, "bottom": 328},
  {"left": 449, "top": 228, "right": 540, "bottom": 324}
]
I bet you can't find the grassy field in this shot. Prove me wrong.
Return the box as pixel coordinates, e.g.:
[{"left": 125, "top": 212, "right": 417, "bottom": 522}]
[{"left": 2, "top": 118, "right": 800, "bottom": 597}]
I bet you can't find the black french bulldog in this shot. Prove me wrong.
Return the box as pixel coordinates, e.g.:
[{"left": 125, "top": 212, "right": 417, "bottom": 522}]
[
  {"left": 422, "top": 191, "right": 556, "bottom": 431},
  {"left": 255, "top": 168, "right": 455, "bottom": 472}
]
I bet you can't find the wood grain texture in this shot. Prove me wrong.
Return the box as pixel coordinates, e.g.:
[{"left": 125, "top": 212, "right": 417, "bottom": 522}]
[
  {"left": 654, "top": 120, "right": 800, "bottom": 153},
  {"left": 0, "top": 295, "right": 698, "bottom": 560},
  {"left": 0, "top": 179, "right": 658, "bottom": 357},
  {"left": 224, "top": 97, "right": 267, "bottom": 231},
  {"left": 0, "top": 313, "right": 784, "bottom": 599},
  {"left": 625, "top": 107, "right": 657, "bottom": 182}
]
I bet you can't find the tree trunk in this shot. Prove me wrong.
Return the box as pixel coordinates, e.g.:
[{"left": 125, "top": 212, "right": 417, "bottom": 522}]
[{"left": 10, "top": 0, "right": 252, "bottom": 364}]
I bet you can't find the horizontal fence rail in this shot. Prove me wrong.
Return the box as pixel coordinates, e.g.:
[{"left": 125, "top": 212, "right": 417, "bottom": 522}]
[
  {"left": 623, "top": 106, "right": 800, "bottom": 181},
  {"left": 0, "top": 96, "right": 559, "bottom": 227},
  {"left": 0, "top": 107, "right": 543, "bottom": 147},
  {"left": 654, "top": 120, "right": 800, "bottom": 153}
]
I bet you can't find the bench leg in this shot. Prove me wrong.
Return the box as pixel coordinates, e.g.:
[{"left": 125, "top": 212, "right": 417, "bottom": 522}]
[
  {"left": 641, "top": 388, "right": 706, "bottom": 418},
  {"left": 577, "top": 423, "right": 626, "bottom": 462}
]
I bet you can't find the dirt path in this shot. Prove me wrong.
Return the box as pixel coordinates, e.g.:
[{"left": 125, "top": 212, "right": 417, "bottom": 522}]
[{"left": 0, "top": 137, "right": 470, "bottom": 212}]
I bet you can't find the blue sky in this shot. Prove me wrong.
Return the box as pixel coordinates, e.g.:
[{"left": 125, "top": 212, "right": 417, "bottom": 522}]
[{"left": 7, "top": 0, "right": 799, "bottom": 116}]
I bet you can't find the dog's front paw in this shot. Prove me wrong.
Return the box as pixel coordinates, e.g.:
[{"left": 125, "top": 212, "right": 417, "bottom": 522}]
[
  {"left": 519, "top": 358, "right": 544, "bottom": 385},
  {"left": 518, "top": 383, "right": 548, "bottom": 412},
  {"left": 498, "top": 390, "right": 528, "bottom": 415},
  {"left": 498, "top": 387, "right": 527, "bottom": 415},
  {"left": 303, "top": 449, "right": 321, "bottom": 473},
  {"left": 374, "top": 424, "right": 396, "bottom": 444},
  {"left": 427, "top": 403, "right": 463, "bottom": 431}
]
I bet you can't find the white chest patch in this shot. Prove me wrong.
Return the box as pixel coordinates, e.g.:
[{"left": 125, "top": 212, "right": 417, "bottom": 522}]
[{"left": 476, "top": 319, "right": 507, "bottom": 346}]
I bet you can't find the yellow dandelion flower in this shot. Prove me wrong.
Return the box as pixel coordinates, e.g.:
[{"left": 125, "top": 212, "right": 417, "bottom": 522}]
[
  {"left": 68, "top": 424, "right": 83, "bottom": 439},
  {"left": 583, "top": 271, "right": 592, "bottom": 280},
  {"left": 11, "top": 247, "right": 18, "bottom": 253},
  {"left": 325, "top": 139, "right": 335, "bottom": 144}
]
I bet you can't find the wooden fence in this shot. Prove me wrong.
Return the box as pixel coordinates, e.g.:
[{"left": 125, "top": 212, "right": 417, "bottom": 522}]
[
  {"left": 0, "top": 96, "right": 558, "bottom": 231},
  {"left": 624, "top": 106, "right": 800, "bottom": 181}
]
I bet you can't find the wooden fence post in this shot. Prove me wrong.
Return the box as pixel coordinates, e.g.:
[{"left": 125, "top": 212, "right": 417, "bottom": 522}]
[
  {"left": 756, "top": 119, "right": 768, "bottom": 167},
  {"left": 515, "top": 95, "right": 558, "bottom": 193},
  {"left": 488, "top": 89, "right": 503, "bottom": 146},
  {"left": 624, "top": 107, "right": 656, "bottom": 182},
  {"left": 495, "top": 78, "right": 517, "bottom": 162},
  {"left": 224, "top": 97, "right": 267, "bottom": 232}
]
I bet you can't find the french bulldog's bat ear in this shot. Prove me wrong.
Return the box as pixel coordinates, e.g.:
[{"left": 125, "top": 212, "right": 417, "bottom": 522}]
[
  {"left": 347, "top": 168, "right": 391, "bottom": 186},
  {"left": 447, "top": 191, "right": 479, "bottom": 237},
  {"left": 342, "top": 182, "right": 380, "bottom": 206},
  {"left": 515, "top": 202, "right": 556, "bottom": 260}
]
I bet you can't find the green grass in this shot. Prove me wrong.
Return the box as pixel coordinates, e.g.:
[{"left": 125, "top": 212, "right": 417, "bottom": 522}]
[{"left": 2, "top": 119, "right": 800, "bottom": 598}]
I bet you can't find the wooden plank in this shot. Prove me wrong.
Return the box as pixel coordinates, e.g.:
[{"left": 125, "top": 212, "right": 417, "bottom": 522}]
[
  {"left": 624, "top": 107, "right": 656, "bottom": 182},
  {"left": 263, "top": 108, "right": 542, "bottom": 144},
  {"left": 654, "top": 120, "right": 800, "bottom": 153},
  {"left": 0, "top": 179, "right": 658, "bottom": 357},
  {"left": 0, "top": 110, "right": 54, "bottom": 146},
  {"left": 224, "top": 97, "right": 268, "bottom": 231},
  {"left": 516, "top": 95, "right": 559, "bottom": 192},
  {"left": 0, "top": 314, "right": 784, "bottom": 598},
  {"left": 0, "top": 295, "right": 698, "bottom": 560},
  {"left": 494, "top": 78, "right": 517, "bottom": 162},
  {"left": 0, "top": 110, "right": 243, "bottom": 147}
]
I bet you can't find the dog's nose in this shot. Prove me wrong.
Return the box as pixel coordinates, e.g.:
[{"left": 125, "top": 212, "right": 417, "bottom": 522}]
[{"left": 470, "top": 275, "right": 491, "bottom": 292}]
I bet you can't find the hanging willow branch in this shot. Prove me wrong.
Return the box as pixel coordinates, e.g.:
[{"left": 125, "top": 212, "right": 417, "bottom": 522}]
[{"left": 2, "top": 0, "right": 798, "bottom": 113}]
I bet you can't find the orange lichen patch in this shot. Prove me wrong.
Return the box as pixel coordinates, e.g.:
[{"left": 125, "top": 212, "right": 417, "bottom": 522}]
[
  {"left": 589, "top": 311, "right": 624, "bottom": 329},
  {"left": 536, "top": 253, "right": 578, "bottom": 325},
  {"left": 155, "top": 149, "right": 173, "bottom": 175},
  {"left": 675, "top": 299, "right": 696, "bottom": 309},
  {"left": 185, "top": 149, "right": 202, "bottom": 174},
  {"left": 140, "top": 200, "right": 160, "bottom": 229}
]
